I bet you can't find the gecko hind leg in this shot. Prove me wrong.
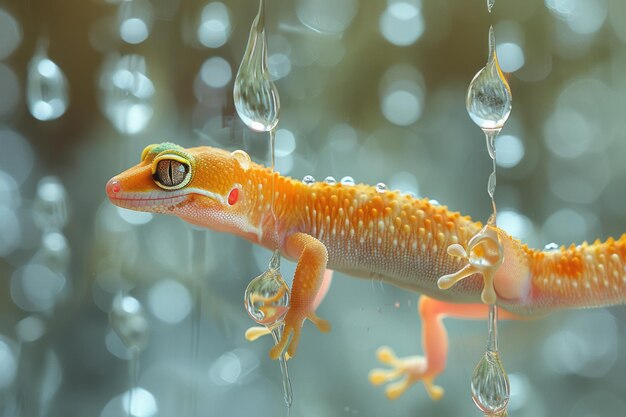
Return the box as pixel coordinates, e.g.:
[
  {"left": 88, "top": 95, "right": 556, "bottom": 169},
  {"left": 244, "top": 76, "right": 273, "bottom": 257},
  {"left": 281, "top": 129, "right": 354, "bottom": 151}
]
[{"left": 369, "top": 295, "right": 518, "bottom": 400}]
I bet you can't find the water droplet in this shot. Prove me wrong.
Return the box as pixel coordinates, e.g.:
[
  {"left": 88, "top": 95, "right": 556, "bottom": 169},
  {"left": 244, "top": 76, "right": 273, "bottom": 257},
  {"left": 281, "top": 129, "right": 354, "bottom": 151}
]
[
  {"left": 302, "top": 175, "right": 315, "bottom": 185},
  {"left": 487, "top": 0, "right": 495, "bottom": 13},
  {"left": 27, "top": 42, "right": 69, "bottom": 122},
  {"left": 376, "top": 182, "right": 387, "bottom": 193},
  {"left": 341, "top": 176, "right": 355, "bottom": 186},
  {"left": 244, "top": 250, "right": 290, "bottom": 328},
  {"left": 99, "top": 54, "right": 154, "bottom": 135},
  {"left": 231, "top": 149, "right": 252, "bottom": 170},
  {"left": 324, "top": 176, "right": 337, "bottom": 185},
  {"left": 544, "top": 242, "right": 559, "bottom": 251},
  {"left": 109, "top": 293, "right": 149, "bottom": 351},
  {"left": 466, "top": 26, "right": 512, "bottom": 133},
  {"left": 429, "top": 199, "right": 440, "bottom": 206},
  {"left": 471, "top": 350, "right": 510, "bottom": 414},
  {"left": 33, "top": 176, "right": 68, "bottom": 231},
  {"left": 233, "top": 0, "right": 280, "bottom": 132}
]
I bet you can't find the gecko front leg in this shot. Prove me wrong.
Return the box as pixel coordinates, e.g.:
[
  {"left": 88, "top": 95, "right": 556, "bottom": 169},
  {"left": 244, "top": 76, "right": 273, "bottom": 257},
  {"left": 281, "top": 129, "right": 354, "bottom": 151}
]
[
  {"left": 269, "top": 232, "right": 331, "bottom": 360},
  {"left": 245, "top": 269, "right": 333, "bottom": 346}
]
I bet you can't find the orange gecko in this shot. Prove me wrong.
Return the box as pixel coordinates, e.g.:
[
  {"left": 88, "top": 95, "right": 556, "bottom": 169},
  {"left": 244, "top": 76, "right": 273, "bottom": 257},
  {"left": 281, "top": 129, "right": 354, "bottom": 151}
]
[{"left": 107, "top": 142, "right": 626, "bottom": 400}]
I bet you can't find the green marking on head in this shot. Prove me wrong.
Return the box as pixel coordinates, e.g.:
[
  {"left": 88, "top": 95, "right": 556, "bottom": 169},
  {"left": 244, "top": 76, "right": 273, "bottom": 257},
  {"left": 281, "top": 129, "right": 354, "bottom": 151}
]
[{"left": 150, "top": 142, "right": 184, "bottom": 155}]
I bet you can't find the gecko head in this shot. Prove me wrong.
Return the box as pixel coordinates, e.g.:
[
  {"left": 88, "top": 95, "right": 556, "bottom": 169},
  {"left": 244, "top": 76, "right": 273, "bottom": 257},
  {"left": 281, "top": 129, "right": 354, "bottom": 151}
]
[{"left": 106, "top": 142, "right": 260, "bottom": 234}]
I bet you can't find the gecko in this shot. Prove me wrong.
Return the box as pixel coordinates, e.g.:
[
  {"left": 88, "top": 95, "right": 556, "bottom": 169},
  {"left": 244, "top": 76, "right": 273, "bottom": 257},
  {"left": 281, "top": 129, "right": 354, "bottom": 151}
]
[{"left": 106, "top": 142, "right": 626, "bottom": 400}]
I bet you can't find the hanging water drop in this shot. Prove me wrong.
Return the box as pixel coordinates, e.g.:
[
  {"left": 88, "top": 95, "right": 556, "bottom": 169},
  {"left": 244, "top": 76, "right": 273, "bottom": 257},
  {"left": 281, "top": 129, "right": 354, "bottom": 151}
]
[
  {"left": 466, "top": 26, "right": 512, "bottom": 133},
  {"left": 244, "top": 250, "right": 290, "bottom": 328},
  {"left": 487, "top": 0, "right": 495, "bottom": 13},
  {"left": 471, "top": 304, "right": 509, "bottom": 413},
  {"left": 376, "top": 182, "right": 387, "bottom": 193},
  {"left": 27, "top": 42, "right": 69, "bottom": 122},
  {"left": 233, "top": 0, "right": 280, "bottom": 132},
  {"left": 244, "top": 250, "right": 293, "bottom": 409},
  {"left": 471, "top": 350, "right": 510, "bottom": 413},
  {"left": 341, "top": 176, "right": 355, "bottom": 186},
  {"left": 324, "top": 176, "right": 337, "bottom": 185},
  {"left": 109, "top": 293, "right": 149, "bottom": 352},
  {"left": 302, "top": 175, "right": 315, "bottom": 185}
]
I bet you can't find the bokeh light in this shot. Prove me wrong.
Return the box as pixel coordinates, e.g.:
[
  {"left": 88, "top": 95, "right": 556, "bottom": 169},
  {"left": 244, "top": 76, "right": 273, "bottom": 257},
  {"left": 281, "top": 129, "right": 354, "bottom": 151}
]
[
  {"left": 379, "top": 0, "right": 425, "bottom": 46},
  {"left": 200, "top": 56, "right": 232, "bottom": 89},
  {"left": 0, "top": 9, "right": 22, "bottom": 60},
  {"left": 198, "top": 2, "right": 231, "bottom": 48},
  {"left": 379, "top": 64, "right": 425, "bottom": 126}
]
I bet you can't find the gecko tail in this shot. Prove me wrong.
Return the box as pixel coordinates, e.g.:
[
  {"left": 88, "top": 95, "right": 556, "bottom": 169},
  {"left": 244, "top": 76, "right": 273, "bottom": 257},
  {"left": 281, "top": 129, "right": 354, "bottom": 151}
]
[{"left": 526, "top": 233, "right": 626, "bottom": 312}]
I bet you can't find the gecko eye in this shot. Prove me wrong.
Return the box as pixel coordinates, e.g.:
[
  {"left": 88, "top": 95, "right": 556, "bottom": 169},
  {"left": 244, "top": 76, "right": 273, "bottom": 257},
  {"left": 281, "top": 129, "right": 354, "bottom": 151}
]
[{"left": 153, "top": 158, "right": 192, "bottom": 190}]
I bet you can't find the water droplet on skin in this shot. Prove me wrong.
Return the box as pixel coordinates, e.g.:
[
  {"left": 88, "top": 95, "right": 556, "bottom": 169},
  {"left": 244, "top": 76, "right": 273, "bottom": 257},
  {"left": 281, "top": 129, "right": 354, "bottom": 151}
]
[
  {"left": 27, "top": 42, "right": 69, "bottom": 122},
  {"left": 324, "top": 176, "right": 337, "bottom": 185},
  {"left": 471, "top": 350, "right": 510, "bottom": 414},
  {"left": 302, "top": 175, "right": 315, "bottom": 185},
  {"left": 544, "top": 242, "right": 559, "bottom": 251},
  {"left": 340, "top": 176, "right": 355, "bottom": 186},
  {"left": 233, "top": 0, "right": 280, "bottom": 132},
  {"left": 376, "top": 182, "right": 387, "bottom": 193},
  {"left": 231, "top": 149, "right": 251, "bottom": 170},
  {"left": 244, "top": 250, "right": 290, "bottom": 328},
  {"left": 466, "top": 26, "right": 512, "bottom": 133},
  {"left": 109, "top": 294, "right": 149, "bottom": 351}
]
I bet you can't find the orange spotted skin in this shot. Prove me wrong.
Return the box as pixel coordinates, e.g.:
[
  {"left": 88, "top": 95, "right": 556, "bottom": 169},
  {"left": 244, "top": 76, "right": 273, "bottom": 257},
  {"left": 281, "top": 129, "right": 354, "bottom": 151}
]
[{"left": 107, "top": 143, "right": 626, "bottom": 318}]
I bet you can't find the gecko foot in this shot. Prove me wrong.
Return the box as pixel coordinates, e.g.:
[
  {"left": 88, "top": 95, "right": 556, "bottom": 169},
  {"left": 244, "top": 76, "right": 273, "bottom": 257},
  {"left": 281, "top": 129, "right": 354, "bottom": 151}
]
[
  {"left": 268, "top": 310, "right": 331, "bottom": 360},
  {"left": 369, "top": 346, "right": 444, "bottom": 400}
]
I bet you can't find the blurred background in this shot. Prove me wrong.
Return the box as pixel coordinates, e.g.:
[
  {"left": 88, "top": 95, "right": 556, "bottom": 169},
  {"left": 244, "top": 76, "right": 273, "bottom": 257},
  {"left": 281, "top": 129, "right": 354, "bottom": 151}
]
[{"left": 1, "top": 0, "right": 626, "bottom": 416}]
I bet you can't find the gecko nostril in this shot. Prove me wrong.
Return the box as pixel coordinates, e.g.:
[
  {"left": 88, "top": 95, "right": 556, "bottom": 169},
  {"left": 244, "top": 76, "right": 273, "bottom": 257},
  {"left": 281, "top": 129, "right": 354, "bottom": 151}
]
[{"left": 106, "top": 179, "right": 121, "bottom": 196}]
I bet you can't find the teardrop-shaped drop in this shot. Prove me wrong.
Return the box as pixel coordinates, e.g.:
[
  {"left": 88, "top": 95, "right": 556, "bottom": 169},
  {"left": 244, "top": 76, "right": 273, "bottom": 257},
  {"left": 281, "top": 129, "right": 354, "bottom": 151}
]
[
  {"left": 109, "top": 293, "right": 150, "bottom": 351},
  {"left": 244, "top": 250, "right": 290, "bottom": 328},
  {"left": 470, "top": 350, "right": 510, "bottom": 414},
  {"left": 487, "top": 0, "right": 495, "bottom": 13},
  {"left": 233, "top": 0, "right": 280, "bottom": 132},
  {"left": 27, "top": 43, "right": 69, "bottom": 121},
  {"left": 466, "top": 26, "right": 511, "bottom": 133}
]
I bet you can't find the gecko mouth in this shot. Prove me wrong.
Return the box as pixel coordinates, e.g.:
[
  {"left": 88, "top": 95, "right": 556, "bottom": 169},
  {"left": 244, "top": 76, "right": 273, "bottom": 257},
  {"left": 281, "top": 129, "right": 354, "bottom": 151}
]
[
  {"left": 108, "top": 191, "right": 189, "bottom": 210},
  {"left": 107, "top": 186, "right": 228, "bottom": 211}
]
